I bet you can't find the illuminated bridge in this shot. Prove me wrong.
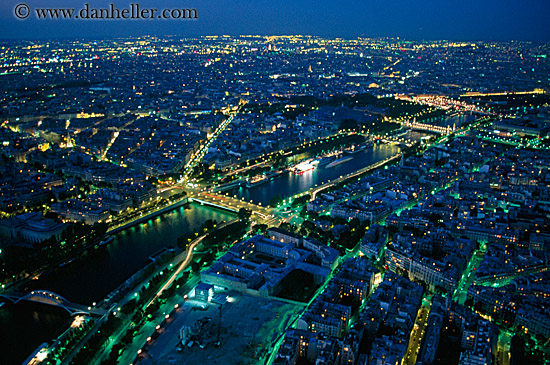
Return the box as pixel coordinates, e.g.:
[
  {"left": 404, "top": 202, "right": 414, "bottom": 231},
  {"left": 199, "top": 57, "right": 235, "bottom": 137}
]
[
  {"left": 0, "top": 290, "right": 107, "bottom": 316},
  {"left": 402, "top": 120, "right": 454, "bottom": 134},
  {"left": 190, "top": 192, "right": 280, "bottom": 226}
]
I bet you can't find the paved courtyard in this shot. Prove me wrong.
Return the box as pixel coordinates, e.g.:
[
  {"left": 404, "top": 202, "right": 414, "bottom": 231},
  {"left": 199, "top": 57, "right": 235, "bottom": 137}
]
[{"left": 136, "top": 291, "right": 302, "bottom": 365}]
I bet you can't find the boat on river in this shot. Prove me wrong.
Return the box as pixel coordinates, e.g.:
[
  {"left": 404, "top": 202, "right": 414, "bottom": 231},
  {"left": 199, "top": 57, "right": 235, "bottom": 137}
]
[
  {"left": 246, "top": 175, "right": 269, "bottom": 188},
  {"left": 326, "top": 156, "right": 353, "bottom": 168},
  {"left": 98, "top": 236, "right": 114, "bottom": 246},
  {"left": 343, "top": 144, "right": 367, "bottom": 155}
]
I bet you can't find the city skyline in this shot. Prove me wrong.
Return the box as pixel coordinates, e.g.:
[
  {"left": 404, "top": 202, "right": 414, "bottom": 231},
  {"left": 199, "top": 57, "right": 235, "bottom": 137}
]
[
  {"left": 1, "top": 1, "right": 549, "bottom": 363},
  {"left": 1, "top": 0, "right": 549, "bottom": 41}
]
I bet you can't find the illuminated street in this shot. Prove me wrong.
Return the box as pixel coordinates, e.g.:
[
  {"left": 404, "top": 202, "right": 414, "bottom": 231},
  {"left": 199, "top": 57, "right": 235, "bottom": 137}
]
[
  {"left": 1, "top": 6, "right": 549, "bottom": 364},
  {"left": 403, "top": 295, "right": 432, "bottom": 365}
]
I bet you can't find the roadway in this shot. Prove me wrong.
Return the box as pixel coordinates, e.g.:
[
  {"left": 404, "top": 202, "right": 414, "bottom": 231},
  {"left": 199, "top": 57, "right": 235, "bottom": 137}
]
[
  {"left": 144, "top": 219, "right": 237, "bottom": 310},
  {"left": 180, "top": 100, "right": 246, "bottom": 183},
  {"left": 452, "top": 245, "right": 487, "bottom": 305},
  {"left": 103, "top": 101, "right": 253, "bottom": 235},
  {"left": 402, "top": 120, "right": 453, "bottom": 134},
  {"left": 402, "top": 294, "right": 432, "bottom": 365},
  {"left": 219, "top": 159, "right": 273, "bottom": 180},
  {"left": 92, "top": 219, "right": 230, "bottom": 364},
  {"left": 192, "top": 191, "right": 280, "bottom": 226},
  {"left": 310, "top": 153, "right": 402, "bottom": 200},
  {"left": 93, "top": 219, "right": 241, "bottom": 364},
  {"left": 116, "top": 225, "right": 265, "bottom": 364},
  {"left": 115, "top": 277, "right": 200, "bottom": 365},
  {"left": 496, "top": 331, "right": 512, "bottom": 365},
  {"left": 107, "top": 194, "right": 190, "bottom": 234}
]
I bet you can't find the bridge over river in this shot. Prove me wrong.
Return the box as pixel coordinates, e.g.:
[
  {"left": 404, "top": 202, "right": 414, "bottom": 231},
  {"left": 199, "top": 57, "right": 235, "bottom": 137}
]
[
  {"left": 1, "top": 290, "right": 108, "bottom": 316},
  {"left": 190, "top": 191, "right": 280, "bottom": 226}
]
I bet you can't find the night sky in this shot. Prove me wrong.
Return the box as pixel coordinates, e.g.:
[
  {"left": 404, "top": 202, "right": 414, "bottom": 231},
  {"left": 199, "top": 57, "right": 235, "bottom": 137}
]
[{"left": 1, "top": 0, "right": 549, "bottom": 41}]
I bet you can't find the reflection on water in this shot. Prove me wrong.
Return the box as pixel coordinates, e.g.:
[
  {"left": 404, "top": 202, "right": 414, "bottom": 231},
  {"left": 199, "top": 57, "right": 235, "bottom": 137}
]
[
  {"left": 441, "top": 113, "right": 477, "bottom": 127},
  {"left": 30, "top": 204, "right": 236, "bottom": 304},
  {"left": 0, "top": 301, "right": 71, "bottom": 364},
  {"left": 235, "top": 144, "right": 401, "bottom": 205},
  {"left": 4, "top": 203, "right": 235, "bottom": 364}
]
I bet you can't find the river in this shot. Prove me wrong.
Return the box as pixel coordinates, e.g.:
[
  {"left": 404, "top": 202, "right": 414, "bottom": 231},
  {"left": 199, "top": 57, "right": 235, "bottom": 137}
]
[
  {"left": 0, "top": 203, "right": 236, "bottom": 364},
  {"left": 441, "top": 112, "right": 477, "bottom": 127},
  {"left": 233, "top": 143, "right": 401, "bottom": 205},
  {"left": 2, "top": 141, "right": 407, "bottom": 364}
]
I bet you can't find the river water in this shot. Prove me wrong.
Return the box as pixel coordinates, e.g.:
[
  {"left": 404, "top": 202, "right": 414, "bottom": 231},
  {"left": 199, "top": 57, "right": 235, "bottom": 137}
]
[
  {"left": 440, "top": 112, "right": 477, "bottom": 128},
  {"left": 1, "top": 134, "right": 418, "bottom": 364},
  {"left": 0, "top": 203, "right": 236, "bottom": 364},
  {"left": 234, "top": 143, "right": 401, "bottom": 205}
]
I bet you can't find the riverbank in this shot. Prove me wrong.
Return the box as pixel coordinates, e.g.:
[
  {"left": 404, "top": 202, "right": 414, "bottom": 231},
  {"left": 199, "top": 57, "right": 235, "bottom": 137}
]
[
  {"left": 0, "top": 204, "right": 237, "bottom": 363},
  {"left": 3, "top": 137, "right": 411, "bottom": 364},
  {"left": 234, "top": 143, "right": 402, "bottom": 206},
  {"left": 107, "top": 197, "right": 191, "bottom": 235}
]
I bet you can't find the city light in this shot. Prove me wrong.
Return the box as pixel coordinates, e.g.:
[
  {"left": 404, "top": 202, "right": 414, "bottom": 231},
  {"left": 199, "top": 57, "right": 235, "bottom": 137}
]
[{"left": 1, "top": 28, "right": 548, "bottom": 365}]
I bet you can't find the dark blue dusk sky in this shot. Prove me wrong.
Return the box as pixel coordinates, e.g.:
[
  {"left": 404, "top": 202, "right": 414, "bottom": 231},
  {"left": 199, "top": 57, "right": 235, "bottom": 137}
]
[{"left": 1, "top": 0, "right": 549, "bottom": 41}]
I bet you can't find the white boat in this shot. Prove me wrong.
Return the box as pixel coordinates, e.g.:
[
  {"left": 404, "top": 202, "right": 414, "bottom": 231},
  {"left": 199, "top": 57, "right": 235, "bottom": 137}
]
[
  {"left": 293, "top": 160, "right": 316, "bottom": 175},
  {"left": 245, "top": 175, "right": 268, "bottom": 188},
  {"left": 326, "top": 156, "right": 353, "bottom": 168},
  {"left": 343, "top": 144, "right": 367, "bottom": 154}
]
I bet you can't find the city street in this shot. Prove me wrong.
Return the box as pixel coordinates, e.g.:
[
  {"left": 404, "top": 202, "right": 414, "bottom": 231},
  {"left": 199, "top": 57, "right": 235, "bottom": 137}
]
[
  {"left": 497, "top": 331, "right": 512, "bottom": 365},
  {"left": 1, "top": 15, "right": 549, "bottom": 364},
  {"left": 453, "top": 245, "right": 487, "bottom": 305},
  {"left": 403, "top": 294, "right": 432, "bottom": 365}
]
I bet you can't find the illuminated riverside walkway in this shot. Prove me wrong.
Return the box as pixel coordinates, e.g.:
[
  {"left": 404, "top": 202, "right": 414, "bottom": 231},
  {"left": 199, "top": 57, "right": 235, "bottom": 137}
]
[{"left": 310, "top": 153, "right": 403, "bottom": 200}]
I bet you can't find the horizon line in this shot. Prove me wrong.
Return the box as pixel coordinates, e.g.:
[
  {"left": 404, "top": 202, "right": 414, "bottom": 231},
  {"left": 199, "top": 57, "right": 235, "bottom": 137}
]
[{"left": 0, "top": 33, "right": 548, "bottom": 44}]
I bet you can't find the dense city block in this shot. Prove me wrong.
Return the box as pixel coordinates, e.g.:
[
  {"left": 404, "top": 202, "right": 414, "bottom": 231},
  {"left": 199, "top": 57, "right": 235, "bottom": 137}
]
[{"left": 0, "top": 36, "right": 549, "bottom": 364}]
